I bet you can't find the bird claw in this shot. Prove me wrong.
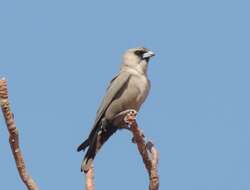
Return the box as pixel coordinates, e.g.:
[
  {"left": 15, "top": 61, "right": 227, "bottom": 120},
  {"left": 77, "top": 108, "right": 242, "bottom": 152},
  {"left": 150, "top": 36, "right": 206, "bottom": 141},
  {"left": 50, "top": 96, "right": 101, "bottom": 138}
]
[{"left": 124, "top": 109, "right": 137, "bottom": 125}]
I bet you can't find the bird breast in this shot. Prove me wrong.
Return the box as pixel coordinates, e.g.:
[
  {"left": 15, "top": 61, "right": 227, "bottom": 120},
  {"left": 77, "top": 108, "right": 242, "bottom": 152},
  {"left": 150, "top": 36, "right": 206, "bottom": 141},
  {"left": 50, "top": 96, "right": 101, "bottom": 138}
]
[
  {"left": 105, "top": 72, "right": 150, "bottom": 123},
  {"left": 131, "top": 74, "right": 150, "bottom": 105},
  {"left": 121, "top": 73, "right": 150, "bottom": 111}
]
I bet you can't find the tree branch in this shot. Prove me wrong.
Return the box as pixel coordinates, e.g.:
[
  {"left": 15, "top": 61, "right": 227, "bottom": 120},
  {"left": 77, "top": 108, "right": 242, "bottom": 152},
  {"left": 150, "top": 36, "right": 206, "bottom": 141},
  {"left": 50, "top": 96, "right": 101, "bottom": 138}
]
[
  {"left": 0, "top": 78, "right": 159, "bottom": 190},
  {"left": 85, "top": 163, "right": 95, "bottom": 190},
  {"left": 130, "top": 121, "right": 159, "bottom": 190},
  {"left": 84, "top": 109, "right": 160, "bottom": 190},
  {"left": 124, "top": 110, "right": 160, "bottom": 190},
  {"left": 0, "top": 78, "right": 40, "bottom": 190}
]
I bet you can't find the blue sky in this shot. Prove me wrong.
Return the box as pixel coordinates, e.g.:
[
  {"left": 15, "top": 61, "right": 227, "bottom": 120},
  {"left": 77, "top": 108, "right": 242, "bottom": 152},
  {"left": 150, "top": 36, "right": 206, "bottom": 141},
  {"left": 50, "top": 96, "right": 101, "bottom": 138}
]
[{"left": 1, "top": 0, "right": 250, "bottom": 189}]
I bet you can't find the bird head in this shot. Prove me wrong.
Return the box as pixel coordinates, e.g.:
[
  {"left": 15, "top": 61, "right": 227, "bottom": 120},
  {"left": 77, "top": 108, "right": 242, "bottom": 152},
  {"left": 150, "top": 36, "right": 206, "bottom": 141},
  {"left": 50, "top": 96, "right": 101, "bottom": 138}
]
[{"left": 122, "top": 47, "right": 155, "bottom": 74}]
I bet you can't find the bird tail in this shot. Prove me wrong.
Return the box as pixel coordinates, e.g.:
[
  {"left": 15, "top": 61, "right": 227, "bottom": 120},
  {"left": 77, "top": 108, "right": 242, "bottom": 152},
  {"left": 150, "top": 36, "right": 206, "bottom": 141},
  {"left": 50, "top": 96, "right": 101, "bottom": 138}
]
[
  {"left": 81, "top": 125, "right": 117, "bottom": 173},
  {"left": 77, "top": 138, "right": 90, "bottom": 152}
]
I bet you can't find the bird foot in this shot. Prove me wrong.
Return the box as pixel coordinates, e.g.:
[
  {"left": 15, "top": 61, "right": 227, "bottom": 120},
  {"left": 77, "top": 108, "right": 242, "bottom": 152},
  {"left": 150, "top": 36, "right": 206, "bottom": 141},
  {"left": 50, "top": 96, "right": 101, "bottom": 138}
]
[{"left": 124, "top": 109, "right": 137, "bottom": 125}]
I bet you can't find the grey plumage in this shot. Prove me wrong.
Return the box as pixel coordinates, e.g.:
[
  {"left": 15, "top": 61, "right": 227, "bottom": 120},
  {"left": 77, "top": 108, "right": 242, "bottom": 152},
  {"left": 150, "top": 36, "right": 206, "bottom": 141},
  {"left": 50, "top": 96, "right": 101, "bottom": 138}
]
[{"left": 77, "top": 47, "right": 155, "bottom": 172}]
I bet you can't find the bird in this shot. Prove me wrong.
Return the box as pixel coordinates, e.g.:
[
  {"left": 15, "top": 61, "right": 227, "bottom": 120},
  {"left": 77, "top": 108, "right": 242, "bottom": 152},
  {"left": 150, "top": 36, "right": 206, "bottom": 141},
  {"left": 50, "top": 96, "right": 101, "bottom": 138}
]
[{"left": 77, "top": 47, "right": 155, "bottom": 172}]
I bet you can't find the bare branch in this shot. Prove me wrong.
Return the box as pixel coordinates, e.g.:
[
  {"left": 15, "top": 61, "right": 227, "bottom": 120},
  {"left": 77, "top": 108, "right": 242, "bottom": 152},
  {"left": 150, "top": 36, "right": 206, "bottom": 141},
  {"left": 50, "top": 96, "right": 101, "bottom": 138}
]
[
  {"left": 0, "top": 78, "right": 159, "bottom": 190},
  {"left": 0, "top": 78, "right": 40, "bottom": 190},
  {"left": 85, "top": 163, "right": 95, "bottom": 190},
  {"left": 83, "top": 109, "right": 159, "bottom": 190},
  {"left": 124, "top": 110, "right": 160, "bottom": 190}
]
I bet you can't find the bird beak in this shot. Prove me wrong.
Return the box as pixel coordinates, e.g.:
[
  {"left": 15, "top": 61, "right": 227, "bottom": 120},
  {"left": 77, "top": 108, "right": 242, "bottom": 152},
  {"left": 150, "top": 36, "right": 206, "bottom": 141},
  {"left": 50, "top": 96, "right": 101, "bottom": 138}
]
[{"left": 142, "top": 51, "right": 155, "bottom": 59}]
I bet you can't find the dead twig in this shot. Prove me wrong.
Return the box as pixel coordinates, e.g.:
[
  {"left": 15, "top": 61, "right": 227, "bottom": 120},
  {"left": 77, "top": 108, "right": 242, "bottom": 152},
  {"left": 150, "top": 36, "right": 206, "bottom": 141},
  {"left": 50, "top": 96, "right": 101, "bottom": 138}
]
[
  {"left": 0, "top": 79, "right": 158, "bottom": 190},
  {"left": 83, "top": 109, "right": 159, "bottom": 190},
  {"left": 85, "top": 163, "right": 95, "bottom": 190},
  {"left": 125, "top": 110, "right": 160, "bottom": 190},
  {"left": 0, "top": 78, "right": 40, "bottom": 190}
]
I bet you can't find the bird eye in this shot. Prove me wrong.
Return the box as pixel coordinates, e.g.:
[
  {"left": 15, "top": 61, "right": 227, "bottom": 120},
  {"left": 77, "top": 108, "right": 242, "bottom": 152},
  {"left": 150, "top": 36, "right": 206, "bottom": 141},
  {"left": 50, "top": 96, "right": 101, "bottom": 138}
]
[{"left": 134, "top": 50, "right": 145, "bottom": 57}]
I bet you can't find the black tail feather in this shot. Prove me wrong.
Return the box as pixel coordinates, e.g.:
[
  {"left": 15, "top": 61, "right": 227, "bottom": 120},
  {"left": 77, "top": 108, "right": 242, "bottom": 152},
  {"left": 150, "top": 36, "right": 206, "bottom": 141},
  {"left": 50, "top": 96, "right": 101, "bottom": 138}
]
[
  {"left": 77, "top": 138, "right": 90, "bottom": 152},
  {"left": 81, "top": 124, "right": 118, "bottom": 172}
]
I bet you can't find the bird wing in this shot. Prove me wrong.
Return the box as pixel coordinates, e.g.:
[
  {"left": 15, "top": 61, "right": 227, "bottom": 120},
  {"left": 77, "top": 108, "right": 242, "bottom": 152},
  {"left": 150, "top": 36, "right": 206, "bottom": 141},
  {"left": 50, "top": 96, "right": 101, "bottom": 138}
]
[
  {"left": 94, "top": 71, "right": 131, "bottom": 126},
  {"left": 77, "top": 71, "right": 131, "bottom": 152},
  {"left": 81, "top": 71, "right": 130, "bottom": 170},
  {"left": 85, "top": 71, "right": 131, "bottom": 139}
]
